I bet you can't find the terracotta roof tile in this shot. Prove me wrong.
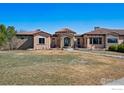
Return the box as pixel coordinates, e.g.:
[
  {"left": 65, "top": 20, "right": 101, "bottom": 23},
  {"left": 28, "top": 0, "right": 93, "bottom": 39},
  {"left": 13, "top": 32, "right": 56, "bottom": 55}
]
[
  {"left": 16, "top": 30, "right": 51, "bottom": 35},
  {"left": 55, "top": 28, "right": 76, "bottom": 34},
  {"left": 84, "top": 28, "right": 124, "bottom": 35}
]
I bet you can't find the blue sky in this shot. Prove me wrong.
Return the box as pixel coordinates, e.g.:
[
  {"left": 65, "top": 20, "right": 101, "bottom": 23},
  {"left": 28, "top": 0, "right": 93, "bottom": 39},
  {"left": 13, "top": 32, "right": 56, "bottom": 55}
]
[{"left": 0, "top": 3, "right": 124, "bottom": 34}]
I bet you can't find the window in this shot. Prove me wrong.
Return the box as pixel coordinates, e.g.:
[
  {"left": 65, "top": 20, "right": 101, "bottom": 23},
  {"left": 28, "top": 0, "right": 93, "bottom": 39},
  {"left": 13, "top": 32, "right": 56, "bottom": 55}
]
[
  {"left": 107, "top": 38, "right": 118, "bottom": 43},
  {"left": 77, "top": 38, "right": 81, "bottom": 48},
  {"left": 77, "top": 38, "right": 80, "bottom": 45},
  {"left": 90, "top": 38, "right": 92, "bottom": 44},
  {"left": 18, "top": 36, "right": 25, "bottom": 39},
  {"left": 21, "top": 37, "right": 24, "bottom": 39},
  {"left": 89, "top": 37, "right": 102, "bottom": 44},
  {"left": 39, "top": 38, "right": 45, "bottom": 44},
  {"left": 93, "top": 38, "right": 99, "bottom": 44}
]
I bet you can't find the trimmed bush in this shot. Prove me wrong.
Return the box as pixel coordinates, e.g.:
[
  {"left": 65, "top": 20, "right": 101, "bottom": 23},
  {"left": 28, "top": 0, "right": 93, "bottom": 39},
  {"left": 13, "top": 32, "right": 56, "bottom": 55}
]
[
  {"left": 108, "top": 45, "right": 118, "bottom": 51},
  {"left": 118, "top": 44, "right": 124, "bottom": 53}
]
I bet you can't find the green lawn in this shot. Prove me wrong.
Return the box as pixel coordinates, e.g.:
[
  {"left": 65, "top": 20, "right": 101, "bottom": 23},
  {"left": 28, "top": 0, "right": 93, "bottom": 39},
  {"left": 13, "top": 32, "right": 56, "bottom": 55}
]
[{"left": 0, "top": 50, "right": 124, "bottom": 85}]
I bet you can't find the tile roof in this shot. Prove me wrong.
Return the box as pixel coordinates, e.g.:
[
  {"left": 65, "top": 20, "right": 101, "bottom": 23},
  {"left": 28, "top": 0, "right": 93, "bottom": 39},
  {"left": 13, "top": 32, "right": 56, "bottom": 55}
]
[
  {"left": 84, "top": 28, "right": 124, "bottom": 35},
  {"left": 55, "top": 28, "right": 76, "bottom": 34},
  {"left": 16, "top": 30, "right": 51, "bottom": 35}
]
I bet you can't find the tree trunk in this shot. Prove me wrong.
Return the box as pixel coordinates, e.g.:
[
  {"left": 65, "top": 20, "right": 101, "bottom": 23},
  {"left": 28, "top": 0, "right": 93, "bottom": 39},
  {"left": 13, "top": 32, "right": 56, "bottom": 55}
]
[{"left": 9, "top": 42, "right": 11, "bottom": 50}]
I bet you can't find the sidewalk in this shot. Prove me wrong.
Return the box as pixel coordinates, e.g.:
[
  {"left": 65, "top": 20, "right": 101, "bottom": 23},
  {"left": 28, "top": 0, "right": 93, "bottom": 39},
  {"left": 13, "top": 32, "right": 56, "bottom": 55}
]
[{"left": 106, "top": 78, "right": 124, "bottom": 85}]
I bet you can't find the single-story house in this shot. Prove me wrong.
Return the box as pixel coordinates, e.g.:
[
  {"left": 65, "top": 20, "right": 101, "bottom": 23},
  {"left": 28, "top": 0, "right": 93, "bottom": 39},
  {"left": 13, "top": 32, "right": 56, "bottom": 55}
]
[{"left": 16, "top": 27, "right": 124, "bottom": 50}]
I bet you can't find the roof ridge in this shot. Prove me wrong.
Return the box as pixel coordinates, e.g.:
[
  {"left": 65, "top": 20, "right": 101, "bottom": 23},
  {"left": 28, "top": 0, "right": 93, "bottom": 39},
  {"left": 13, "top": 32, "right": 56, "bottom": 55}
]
[
  {"left": 55, "top": 28, "right": 76, "bottom": 34},
  {"left": 16, "top": 30, "right": 51, "bottom": 35},
  {"left": 98, "top": 28, "right": 124, "bottom": 31},
  {"left": 84, "top": 27, "right": 124, "bottom": 35}
]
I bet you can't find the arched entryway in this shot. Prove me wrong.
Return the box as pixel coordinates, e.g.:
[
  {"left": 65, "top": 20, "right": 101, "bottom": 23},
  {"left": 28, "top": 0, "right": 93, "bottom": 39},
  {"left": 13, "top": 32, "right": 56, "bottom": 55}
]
[{"left": 64, "top": 37, "right": 71, "bottom": 47}]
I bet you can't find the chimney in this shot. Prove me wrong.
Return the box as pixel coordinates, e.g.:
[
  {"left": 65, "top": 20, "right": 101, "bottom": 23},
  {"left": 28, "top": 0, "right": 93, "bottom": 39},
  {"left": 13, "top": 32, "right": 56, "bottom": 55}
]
[
  {"left": 36, "top": 29, "right": 41, "bottom": 31},
  {"left": 94, "top": 27, "right": 100, "bottom": 30}
]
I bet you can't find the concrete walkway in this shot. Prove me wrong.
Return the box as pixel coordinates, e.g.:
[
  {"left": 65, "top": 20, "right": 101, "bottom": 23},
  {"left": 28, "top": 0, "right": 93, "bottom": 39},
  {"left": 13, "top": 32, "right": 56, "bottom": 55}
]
[
  {"left": 106, "top": 78, "right": 124, "bottom": 85},
  {"left": 76, "top": 50, "right": 124, "bottom": 59},
  {"left": 99, "top": 54, "right": 124, "bottom": 59}
]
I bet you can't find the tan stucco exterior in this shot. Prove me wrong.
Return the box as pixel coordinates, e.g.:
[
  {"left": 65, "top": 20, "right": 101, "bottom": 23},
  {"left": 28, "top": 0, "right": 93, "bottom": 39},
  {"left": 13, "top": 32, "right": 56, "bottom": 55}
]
[
  {"left": 119, "top": 36, "right": 124, "bottom": 44},
  {"left": 33, "top": 32, "right": 51, "bottom": 50},
  {"left": 84, "top": 35, "right": 105, "bottom": 49},
  {"left": 16, "top": 27, "right": 124, "bottom": 50}
]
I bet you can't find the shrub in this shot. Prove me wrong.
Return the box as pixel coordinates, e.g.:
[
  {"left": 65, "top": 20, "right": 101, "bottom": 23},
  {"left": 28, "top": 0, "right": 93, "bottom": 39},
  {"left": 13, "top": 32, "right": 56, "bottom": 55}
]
[
  {"left": 118, "top": 44, "right": 124, "bottom": 53},
  {"left": 108, "top": 45, "right": 118, "bottom": 51}
]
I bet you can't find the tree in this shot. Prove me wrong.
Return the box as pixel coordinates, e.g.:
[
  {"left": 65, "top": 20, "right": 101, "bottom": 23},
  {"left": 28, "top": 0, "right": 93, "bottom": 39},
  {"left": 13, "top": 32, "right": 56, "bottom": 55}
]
[
  {"left": 6, "top": 26, "right": 16, "bottom": 50},
  {"left": 0, "top": 24, "right": 7, "bottom": 46},
  {"left": 0, "top": 24, "right": 16, "bottom": 50}
]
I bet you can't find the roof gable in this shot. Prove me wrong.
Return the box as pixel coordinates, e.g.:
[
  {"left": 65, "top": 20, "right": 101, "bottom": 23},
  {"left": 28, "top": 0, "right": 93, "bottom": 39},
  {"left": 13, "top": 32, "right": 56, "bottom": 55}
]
[{"left": 55, "top": 28, "right": 76, "bottom": 34}]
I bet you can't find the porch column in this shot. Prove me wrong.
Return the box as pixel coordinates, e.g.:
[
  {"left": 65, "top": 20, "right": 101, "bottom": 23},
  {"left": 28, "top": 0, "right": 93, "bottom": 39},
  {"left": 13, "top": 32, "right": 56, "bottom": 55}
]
[
  {"left": 73, "top": 37, "right": 77, "bottom": 48},
  {"left": 87, "top": 37, "right": 89, "bottom": 48},
  {"left": 71, "top": 38, "right": 74, "bottom": 48},
  {"left": 60, "top": 37, "right": 64, "bottom": 48}
]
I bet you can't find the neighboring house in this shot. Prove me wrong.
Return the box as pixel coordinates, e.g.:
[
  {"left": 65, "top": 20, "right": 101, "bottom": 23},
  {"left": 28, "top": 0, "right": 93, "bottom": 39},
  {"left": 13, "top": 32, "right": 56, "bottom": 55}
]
[{"left": 16, "top": 27, "right": 124, "bottom": 50}]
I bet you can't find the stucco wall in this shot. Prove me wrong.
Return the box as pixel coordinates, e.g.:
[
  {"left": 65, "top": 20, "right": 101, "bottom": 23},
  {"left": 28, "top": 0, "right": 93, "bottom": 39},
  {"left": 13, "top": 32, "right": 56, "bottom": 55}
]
[
  {"left": 60, "top": 36, "right": 74, "bottom": 48},
  {"left": 16, "top": 35, "right": 33, "bottom": 49},
  {"left": 53, "top": 33, "right": 75, "bottom": 48},
  {"left": 83, "top": 34, "right": 124, "bottom": 49},
  {"left": 105, "top": 34, "right": 119, "bottom": 49},
  {"left": 84, "top": 35, "right": 105, "bottom": 49},
  {"left": 75, "top": 37, "right": 84, "bottom": 48},
  {"left": 118, "top": 35, "right": 124, "bottom": 44},
  {"left": 33, "top": 34, "right": 51, "bottom": 50}
]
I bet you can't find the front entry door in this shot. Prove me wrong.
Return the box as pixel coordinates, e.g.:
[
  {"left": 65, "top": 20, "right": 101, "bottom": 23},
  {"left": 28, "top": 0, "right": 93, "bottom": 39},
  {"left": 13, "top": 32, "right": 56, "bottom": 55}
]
[{"left": 64, "top": 37, "right": 71, "bottom": 47}]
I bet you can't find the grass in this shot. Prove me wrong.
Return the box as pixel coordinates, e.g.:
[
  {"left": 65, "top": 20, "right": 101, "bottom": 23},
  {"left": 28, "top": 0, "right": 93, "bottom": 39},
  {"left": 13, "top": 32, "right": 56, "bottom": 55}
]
[{"left": 0, "top": 50, "right": 124, "bottom": 85}]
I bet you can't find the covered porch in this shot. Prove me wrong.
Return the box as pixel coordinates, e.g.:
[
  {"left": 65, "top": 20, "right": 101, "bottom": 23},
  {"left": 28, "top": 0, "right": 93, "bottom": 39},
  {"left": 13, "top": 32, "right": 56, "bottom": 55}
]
[{"left": 60, "top": 35, "right": 75, "bottom": 48}]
